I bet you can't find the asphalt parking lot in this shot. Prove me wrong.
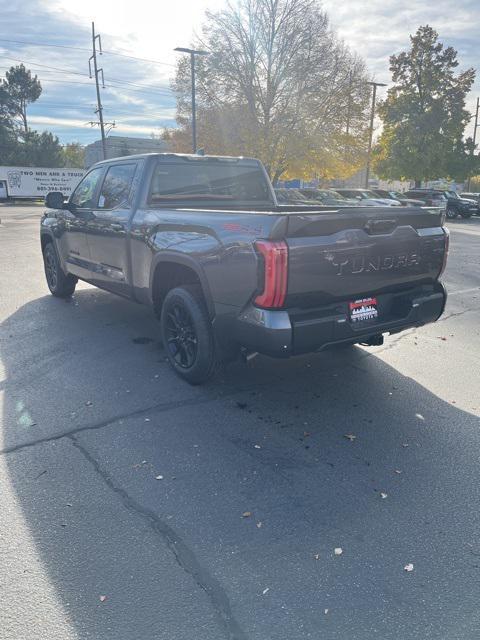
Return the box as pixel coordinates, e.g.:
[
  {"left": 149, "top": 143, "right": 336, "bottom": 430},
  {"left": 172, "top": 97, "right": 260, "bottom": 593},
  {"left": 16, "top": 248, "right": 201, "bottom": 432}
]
[{"left": 1, "top": 203, "right": 480, "bottom": 640}]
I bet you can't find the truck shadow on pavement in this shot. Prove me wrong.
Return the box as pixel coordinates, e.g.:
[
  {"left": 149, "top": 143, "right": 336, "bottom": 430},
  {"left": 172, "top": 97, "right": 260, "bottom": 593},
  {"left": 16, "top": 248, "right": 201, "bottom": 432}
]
[{"left": 2, "top": 287, "right": 480, "bottom": 640}]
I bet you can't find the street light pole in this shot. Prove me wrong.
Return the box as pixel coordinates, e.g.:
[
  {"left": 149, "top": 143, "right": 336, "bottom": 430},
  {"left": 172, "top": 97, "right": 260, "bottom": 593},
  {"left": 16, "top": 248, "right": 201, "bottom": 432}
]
[
  {"left": 365, "top": 81, "right": 386, "bottom": 188},
  {"left": 174, "top": 47, "right": 209, "bottom": 153}
]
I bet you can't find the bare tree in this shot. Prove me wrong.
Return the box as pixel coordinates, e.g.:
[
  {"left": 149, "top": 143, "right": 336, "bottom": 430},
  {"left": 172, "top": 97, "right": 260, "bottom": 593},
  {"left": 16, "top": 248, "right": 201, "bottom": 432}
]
[{"left": 170, "top": 0, "right": 370, "bottom": 181}]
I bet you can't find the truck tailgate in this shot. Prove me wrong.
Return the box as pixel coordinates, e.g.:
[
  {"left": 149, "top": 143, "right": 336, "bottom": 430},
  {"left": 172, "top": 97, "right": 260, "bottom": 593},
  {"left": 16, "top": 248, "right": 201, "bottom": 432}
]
[{"left": 283, "top": 207, "right": 446, "bottom": 307}]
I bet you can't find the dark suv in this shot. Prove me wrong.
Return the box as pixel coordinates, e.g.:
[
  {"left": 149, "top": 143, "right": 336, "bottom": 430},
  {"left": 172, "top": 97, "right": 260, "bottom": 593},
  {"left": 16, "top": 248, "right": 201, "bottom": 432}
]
[{"left": 404, "top": 189, "right": 476, "bottom": 219}]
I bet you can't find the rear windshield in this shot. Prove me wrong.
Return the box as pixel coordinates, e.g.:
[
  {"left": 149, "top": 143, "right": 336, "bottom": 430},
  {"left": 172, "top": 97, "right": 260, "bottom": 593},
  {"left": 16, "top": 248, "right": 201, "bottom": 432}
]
[{"left": 148, "top": 159, "right": 273, "bottom": 207}]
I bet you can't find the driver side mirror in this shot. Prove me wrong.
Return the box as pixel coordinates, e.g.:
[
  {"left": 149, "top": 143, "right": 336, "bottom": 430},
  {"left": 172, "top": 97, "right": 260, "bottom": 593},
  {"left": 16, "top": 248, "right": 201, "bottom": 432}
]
[{"left": 45, "top": 191, "right": 66, "bottom": 209}]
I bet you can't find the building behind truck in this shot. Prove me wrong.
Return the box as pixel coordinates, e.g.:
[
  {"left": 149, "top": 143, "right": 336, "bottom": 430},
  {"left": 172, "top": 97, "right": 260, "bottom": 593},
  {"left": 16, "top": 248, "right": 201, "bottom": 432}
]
[{"left": 84, "top": 136, "right": 169, "bottom": 168}]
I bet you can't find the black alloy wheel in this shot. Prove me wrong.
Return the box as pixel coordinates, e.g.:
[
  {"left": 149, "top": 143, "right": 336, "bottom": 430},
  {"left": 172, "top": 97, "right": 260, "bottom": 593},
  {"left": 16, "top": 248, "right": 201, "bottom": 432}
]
[
  {"left": 160, "top": 285, "right": 219, "bottom": 384},
  {"left": 165, "top": 303, "right": 198, "bottom": 369},
  {"left": 42, "top": 241, "right": 77, "bottom": 297},
  {"left": 44, "top": 244, "right": 58, "bottom": 291}
]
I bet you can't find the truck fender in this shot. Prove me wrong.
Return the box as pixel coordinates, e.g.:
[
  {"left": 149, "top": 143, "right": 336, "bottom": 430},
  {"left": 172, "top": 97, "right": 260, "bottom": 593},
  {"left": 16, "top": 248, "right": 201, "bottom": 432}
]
[{"left": 149, "top": 252, "right": 215, "bottom": 319}]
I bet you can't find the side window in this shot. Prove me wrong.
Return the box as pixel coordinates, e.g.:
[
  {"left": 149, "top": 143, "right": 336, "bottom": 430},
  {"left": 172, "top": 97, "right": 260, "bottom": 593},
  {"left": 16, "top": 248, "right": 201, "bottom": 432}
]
[
  {"left": 97, "top": 164, "right": 137, "bottom": 210},
  {"left": 70, "top": 167, "right": 104, "bottom": 208}
]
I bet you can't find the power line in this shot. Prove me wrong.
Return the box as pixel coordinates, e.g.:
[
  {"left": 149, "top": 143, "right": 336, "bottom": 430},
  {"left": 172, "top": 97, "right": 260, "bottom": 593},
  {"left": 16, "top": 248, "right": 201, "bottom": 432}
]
[
  {"left": 0, "top": 55, "right": 174, "bottom": 96},
  {"left": 29, "top": 102, "right": 173, "bottom": 119},
  {"left": 37, "top": 77, "right": 174, "bottom": 98},
  {"left": 0, "top": 38, "right": 176, "bottom": 67}
]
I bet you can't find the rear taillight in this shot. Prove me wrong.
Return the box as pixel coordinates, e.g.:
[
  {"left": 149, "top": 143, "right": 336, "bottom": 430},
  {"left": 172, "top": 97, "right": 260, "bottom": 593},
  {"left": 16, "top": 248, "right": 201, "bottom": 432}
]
[
  {"left": 439, "top": 227, "right": 449, "bottom": 277},
  {"left": 254, "top": 240, "right": 288, "bottom": 308}
]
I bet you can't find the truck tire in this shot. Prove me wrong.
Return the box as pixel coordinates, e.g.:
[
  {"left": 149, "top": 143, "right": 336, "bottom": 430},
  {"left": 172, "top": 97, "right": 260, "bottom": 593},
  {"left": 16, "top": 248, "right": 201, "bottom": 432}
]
[
  {"left": 446, "top": 207, "right": 458, "bottom": 219},
  {"left": 160, "top": 285, "right": 219, "bottom": 385},
  {"left": 42, "top": 241, "right": 77, "bottom": 297}
]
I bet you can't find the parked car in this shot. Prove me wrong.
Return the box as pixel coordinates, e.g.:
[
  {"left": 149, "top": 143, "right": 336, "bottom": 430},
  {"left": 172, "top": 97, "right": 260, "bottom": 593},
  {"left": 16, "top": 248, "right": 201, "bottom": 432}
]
[
  {"left": 298, "top": 188, "right": 358, "bottom": 207},
  {"left": 460, "top": 192, "right": 480, "bottom": 214},
  {"left": 274, "top": 188, "right": 319, "bottom": 205},
  {"left": 372, "top": 189, "right": 425, "bottom": 207},
  {"left": 402, "top": 189, "right": 447, "bottom": 209},
  {"left": 41, "top": 153, "right": 448, "bottom": 384},
  {"left": 403, "top": 189, "right": 475, "bottom": 219},
  {"left": 335, "top": 188, "right": 402, "bottom": 207}
]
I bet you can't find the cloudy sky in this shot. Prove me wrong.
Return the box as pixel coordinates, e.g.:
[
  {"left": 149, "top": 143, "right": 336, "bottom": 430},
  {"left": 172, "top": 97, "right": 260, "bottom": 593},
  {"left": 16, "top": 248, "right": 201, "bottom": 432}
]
[{"left": 1, "top": 0, "right": 478, "bottom": 147}]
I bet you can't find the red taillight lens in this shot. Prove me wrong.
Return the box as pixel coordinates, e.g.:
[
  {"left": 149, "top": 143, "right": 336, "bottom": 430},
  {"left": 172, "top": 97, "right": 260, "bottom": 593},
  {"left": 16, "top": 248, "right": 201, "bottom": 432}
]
[
  {"left": 439, "top": 227, "right": 449, "bottom": 277},
  {"left": 254, "top": 240, "right": 288, "bottom": 308}
]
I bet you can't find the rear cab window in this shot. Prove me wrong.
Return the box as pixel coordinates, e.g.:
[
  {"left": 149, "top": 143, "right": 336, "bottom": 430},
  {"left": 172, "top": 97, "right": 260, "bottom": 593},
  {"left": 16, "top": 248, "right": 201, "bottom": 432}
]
[{"left": 147, "top": 157, "right": 274, "bottom": 208}]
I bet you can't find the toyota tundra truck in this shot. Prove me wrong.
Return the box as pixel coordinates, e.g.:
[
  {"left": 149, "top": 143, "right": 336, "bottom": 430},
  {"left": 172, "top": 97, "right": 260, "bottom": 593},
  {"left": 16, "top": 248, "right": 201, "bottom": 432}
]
[{"left": 40, "top": 153, "right": 449, "bottom": 384}]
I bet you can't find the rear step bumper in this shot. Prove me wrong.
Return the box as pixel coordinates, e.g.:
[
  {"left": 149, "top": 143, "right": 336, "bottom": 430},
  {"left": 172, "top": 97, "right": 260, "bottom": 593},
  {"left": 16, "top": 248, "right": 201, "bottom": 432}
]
[{"left": 235, "top": 281, "right": 447, "bottom": 358}]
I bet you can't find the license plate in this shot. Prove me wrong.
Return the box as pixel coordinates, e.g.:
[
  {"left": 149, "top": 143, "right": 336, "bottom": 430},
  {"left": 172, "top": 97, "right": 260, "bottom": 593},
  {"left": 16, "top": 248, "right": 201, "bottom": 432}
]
[{"left": 349, "top": 297, "right": 378, "bottom": 323}]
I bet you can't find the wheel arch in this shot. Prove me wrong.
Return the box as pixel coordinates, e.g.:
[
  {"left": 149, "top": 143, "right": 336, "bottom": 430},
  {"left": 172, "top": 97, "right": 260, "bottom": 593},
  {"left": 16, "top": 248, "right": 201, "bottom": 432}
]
[
  {"left": 150, "top": 253, "right": 215, "bottom": 319},
  {"left": 40, "top": 230, "right": 55, "bottom": 251}
]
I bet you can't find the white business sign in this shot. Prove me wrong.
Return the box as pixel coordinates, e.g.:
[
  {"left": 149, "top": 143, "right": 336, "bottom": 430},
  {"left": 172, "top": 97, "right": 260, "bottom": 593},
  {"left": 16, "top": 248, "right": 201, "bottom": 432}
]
[{"left": 0, "top": 166, "right": 85, "bottom": 197}]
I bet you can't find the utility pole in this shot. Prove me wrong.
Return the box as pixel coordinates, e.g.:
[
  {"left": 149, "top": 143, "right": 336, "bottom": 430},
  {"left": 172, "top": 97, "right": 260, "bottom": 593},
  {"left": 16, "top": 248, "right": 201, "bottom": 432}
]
[
  {"left": 365, "top": 81, "right": 386, "bottom": 189},
  {"left": 89, "top": 22, "right": 106, "bottom": 160},
  {"left": 174, "top": 47, "right": 209, "bottom": 153},
  {"left": 466, "top": 97, "right": 479, "bottom": 191}
]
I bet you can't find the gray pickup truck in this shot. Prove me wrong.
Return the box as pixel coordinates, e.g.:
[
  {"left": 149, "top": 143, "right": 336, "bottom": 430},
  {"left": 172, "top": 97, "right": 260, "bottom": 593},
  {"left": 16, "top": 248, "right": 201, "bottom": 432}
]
[{"left": 41, "top": 153, "right": 449, "bottom": 383}]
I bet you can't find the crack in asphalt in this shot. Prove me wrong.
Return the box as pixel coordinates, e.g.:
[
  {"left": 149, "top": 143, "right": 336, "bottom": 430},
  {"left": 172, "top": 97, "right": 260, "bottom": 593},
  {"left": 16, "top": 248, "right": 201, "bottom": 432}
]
[
  {"left": 437, "top": 307, "right": 477, "bottom": 322},
  {"left": 68, "top": 435, "right": 248, "bottom": 640},
  {"left": 0, "top": 393, "right": 223, "bottom": 456},
  {"left": 0, "top": 377, "right": 277, "bottom": 457}
]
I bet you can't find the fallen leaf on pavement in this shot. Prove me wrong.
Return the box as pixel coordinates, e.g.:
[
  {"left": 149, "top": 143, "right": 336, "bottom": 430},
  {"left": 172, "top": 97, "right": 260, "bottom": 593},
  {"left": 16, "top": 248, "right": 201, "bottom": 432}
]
[
  {"left": 394, "top": 470, "right": 402, "bottom": 474},
  {"left": 254, "top": 444, "right": 261, "bottom": 449},
  {"left": 155, "top": 475, "right": 164, "bottom": 480},
  {"left": 256, "top": 522, "right": 263, "bottom": 528},
  {"left": 437, "top": 336, "right": 447, "bottom": 341},
  {"left": 85, "top": 401, "right": 93, "bottom": 406},
  {"left": 334, "top": 547, "right": 343, "bottom": 556},
  {"left": 344, "top": 434, "right": 356, "bottom": 442},
  {"left": 99, "top": 595, "right": 107, "bottom": 602},
  {"left": 324, "top": 609, "right": 329, "bottom": 615},
  {"left": 262, "top": 587, "right": 269, "bottom": 595},
  {"left": 380, "top": 492, "right": 388, "bottom": 499},
  {"left": 415, "top": 413, "right": 425, "bottom": 421},
  {"left": 314, "top": 554, "right": 320, "bottom": 560},
  {"left": 404, "top": 563, "right": 414, "bottom": 572},
  {"left": 242, "top": 511, "right": 252, "bottom": 518}
]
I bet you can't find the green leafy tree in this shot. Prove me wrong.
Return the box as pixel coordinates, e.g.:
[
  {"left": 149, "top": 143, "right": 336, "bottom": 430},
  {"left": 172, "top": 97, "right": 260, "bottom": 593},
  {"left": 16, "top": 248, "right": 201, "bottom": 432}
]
[
  {"left": 13, "top": 131, "right": 65, "bottom": 167},
  {"left": 0, "top": 85, "right": 18, "bottom": 163},
  {"left": 373, "top": 26, "right": 475, "bottom": 186},
  {"left": 63, "top": 142, "right": 85, "bottom": 168},
  {"left": 2, "top": 64, "right": 42, "bottom": 132}
]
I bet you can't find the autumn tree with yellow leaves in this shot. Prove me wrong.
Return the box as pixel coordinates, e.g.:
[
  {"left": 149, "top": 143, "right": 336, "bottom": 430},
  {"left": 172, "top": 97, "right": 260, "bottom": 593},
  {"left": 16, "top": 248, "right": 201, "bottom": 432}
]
[{"left": 164, "top": 0, "right": 371, "bottom": 183}]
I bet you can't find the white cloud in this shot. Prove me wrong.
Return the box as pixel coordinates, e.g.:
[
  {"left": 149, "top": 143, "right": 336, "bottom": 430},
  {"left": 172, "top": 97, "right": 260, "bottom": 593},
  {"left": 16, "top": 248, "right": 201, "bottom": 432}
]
[
  {"left": 29, "top": 114, "right": 173, "bottom": 136},
  {"left": 3, "top": 0, "right": 478, "bottom": 143}
]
